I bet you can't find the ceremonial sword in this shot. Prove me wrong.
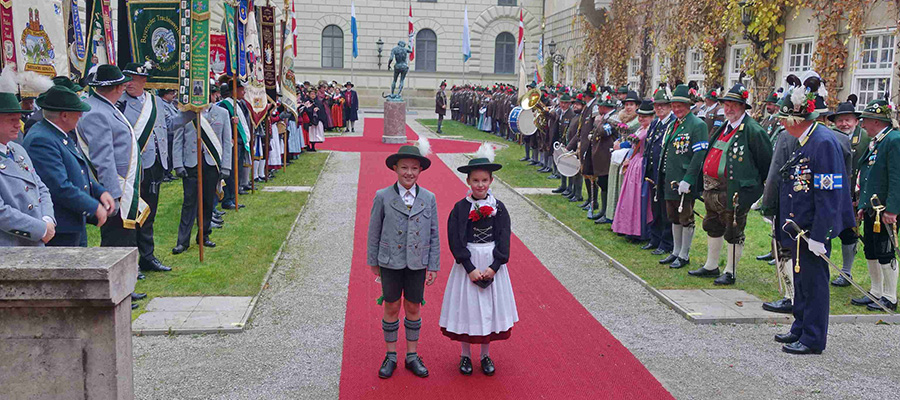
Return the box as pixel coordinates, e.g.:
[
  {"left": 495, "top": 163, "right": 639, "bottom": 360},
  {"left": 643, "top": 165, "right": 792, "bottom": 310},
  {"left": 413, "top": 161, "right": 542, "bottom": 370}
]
[{"left": 871, "top": 194, "right": 900, "bottom": 264}]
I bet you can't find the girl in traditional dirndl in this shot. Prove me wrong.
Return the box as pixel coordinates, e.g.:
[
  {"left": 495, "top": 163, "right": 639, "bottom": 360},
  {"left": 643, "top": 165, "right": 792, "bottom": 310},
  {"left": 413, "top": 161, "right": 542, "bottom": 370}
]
[{"left": 439, "top": 143, "right": 518, "bottom": 376}]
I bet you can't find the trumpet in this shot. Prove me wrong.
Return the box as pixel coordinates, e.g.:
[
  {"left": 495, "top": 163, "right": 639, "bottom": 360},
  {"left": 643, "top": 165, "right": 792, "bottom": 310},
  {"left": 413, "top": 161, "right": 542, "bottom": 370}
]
[{"left": 521, "top": 88, "right": 550, "bottom": 132}]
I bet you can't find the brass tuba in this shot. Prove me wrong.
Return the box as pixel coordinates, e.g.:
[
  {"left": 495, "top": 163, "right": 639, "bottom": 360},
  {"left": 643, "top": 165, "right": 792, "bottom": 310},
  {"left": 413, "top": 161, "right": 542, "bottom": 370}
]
[{"left": 521, "top": 88, "right": 549, "bottom": 133}]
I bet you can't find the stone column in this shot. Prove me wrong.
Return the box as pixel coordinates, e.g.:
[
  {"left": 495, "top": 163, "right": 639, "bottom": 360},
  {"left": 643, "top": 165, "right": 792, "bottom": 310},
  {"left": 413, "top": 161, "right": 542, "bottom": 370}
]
[
  {"left": 382, "top": 99, "right": 408, "bottom": 144},
  {"left": 0, "top": 247, "right": 138, "bottom": 400}
]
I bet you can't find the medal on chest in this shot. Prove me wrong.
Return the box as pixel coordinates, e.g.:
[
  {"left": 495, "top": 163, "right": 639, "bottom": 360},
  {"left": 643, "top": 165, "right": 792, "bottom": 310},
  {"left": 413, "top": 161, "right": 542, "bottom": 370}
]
[
  {"left": 868, "top": 149, "right": 878, "bottom": 166},
  {"left": 791, "top": 158, "right": 812, "bottom": 192},
  {"left": 731, "top": 143, "right": 745, "bottom": 162}
]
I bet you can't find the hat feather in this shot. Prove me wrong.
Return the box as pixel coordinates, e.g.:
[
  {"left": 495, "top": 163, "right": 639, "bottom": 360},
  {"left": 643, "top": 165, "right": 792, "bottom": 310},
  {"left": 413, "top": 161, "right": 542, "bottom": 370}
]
[
  {"left": 0, "top": 65, "right": 18, "bottom": 93},
  {"left": 416, "top": 136, "right": 431, "bottom": 157},
  {"left": 17, "top": 70, "right": 54, "bottom": 94},
  {"left": 790, "top": 88, "right": 806, "bottom": 112},
  {"left": 473, "top": 142, "right": 495, "bottom": 162}
]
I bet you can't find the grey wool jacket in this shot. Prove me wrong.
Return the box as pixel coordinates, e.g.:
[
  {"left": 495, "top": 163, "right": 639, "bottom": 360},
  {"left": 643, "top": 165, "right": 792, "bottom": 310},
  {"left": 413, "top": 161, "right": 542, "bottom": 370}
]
[{"left": 367, "top": 183, "right": 441, "bottom": 271}]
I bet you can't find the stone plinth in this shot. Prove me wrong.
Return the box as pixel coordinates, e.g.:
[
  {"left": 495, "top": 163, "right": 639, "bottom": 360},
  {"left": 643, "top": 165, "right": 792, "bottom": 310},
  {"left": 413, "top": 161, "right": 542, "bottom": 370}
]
[
  {"left": 382, "top": 100, "right": 408, "bottom": 144},
  {"left": 0, "top": 247, "right": 138, "bottom": 400}
]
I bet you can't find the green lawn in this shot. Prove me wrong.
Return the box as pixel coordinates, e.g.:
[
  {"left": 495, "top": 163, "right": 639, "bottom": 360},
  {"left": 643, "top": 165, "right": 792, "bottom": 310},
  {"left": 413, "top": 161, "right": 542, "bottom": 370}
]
[
  {"left": 420, "top": 119, "right": 877, "bottom": 316},
  {"left": 86, "top": 152, "right": 329, "bottom": 317},
  {"left": 417, "top": 119, "right": 558, "bottom": 189}
]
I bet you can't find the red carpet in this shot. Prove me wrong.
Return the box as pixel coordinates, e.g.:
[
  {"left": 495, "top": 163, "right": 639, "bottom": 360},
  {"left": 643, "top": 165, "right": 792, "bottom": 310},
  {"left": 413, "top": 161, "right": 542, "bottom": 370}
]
[{"left": 337, "top": 119, "right": 672, "bottom": 399}]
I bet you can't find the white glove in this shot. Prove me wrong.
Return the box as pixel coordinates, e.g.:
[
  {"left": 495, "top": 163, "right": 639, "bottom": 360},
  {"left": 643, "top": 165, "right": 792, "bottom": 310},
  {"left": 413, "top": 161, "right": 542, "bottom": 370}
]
[
  {"left": 677, "top": 180, "right": 691, "bottom": 195},
  {"left": 808, "top": 239, "right": 827, "bottom": 257}
]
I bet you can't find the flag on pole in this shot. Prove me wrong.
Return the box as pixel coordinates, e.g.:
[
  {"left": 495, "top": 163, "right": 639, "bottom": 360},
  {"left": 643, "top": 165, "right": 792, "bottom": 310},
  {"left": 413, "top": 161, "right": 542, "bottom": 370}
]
[
  {"left": 462, "top": 5, "right": 471, "bottom": 62},
  {"left": 291, "top": 0, "right": 297, "bottom": 57},
  {"left": 351, "top": 2, "right": 358, "bottom": 58},
  {"left": 534, "top": 63, "right": 542, "bottom": 84},
  {"left": 518, "top": 58, "right": 527, "bottom": 98},
  {"left": 516, "top": 9, "right": 524, "bottom": 61},
  {"left": 408, "top": 4, "right": 414, "bottom": 61},
  {"left": 537, "top": 36, "right": 544, "bottom": 65},
  {"left": 180, "top": 0, "right": 211, "bottom": 111}
]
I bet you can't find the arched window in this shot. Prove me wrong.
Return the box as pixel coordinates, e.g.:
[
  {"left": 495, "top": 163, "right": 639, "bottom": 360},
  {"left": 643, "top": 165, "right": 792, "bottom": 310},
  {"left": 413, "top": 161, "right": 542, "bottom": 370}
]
[
  {"left": 415, "top": 29, "right": 437, "bottom": 72},
  {"left": 322, "top": 25, "right": 343, "bottom": 69},
  {"left": 494, "top": 32, "right": 516, "bottom": 74}
]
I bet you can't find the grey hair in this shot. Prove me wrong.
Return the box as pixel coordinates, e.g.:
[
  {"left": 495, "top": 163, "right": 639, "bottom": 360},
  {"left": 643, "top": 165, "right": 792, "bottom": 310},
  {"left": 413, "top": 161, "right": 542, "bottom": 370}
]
[{"left": 43, "top": 110, "right": 62, "bottom": 120}]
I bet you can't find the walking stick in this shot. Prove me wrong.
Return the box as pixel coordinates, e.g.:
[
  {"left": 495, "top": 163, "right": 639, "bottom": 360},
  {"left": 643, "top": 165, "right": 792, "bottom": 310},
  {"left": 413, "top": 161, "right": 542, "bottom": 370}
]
[
  {"left": 195, "top": 115, "right": 205, "bottom": 262},
  {"left": 783, "top": 219, "right": 895, "bottom": 314}
]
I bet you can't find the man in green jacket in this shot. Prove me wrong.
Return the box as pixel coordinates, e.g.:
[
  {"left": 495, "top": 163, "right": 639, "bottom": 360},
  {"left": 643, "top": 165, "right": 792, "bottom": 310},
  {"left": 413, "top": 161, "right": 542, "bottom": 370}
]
[
  {"left": 659, "top": 84, "right": 709, "bottom": 269},
  {"left": 853, "top": 99, "right": 900, "bottom": 311},
  {"left": 828, "top": 101, "right": 870, "bottom": 287},
  {"left": 688, "top": 83, "right": 773, "bottom": 285}
]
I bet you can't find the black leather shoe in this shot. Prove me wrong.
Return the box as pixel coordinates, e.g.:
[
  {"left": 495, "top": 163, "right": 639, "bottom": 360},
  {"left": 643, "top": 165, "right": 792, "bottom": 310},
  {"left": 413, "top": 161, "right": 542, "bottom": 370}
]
[
  {"left": 688, "top": 267, "right": 720, "bottom": 277},
  {"left": 670, "top": 257, "right": 690, "bottom": 269},
  {"left": 132, "top": 303, "right": 139, "bottom": 310},
  {"left": 459, "top": 356, "right": 473, "bottom": 375},
  {"left": 659, "top": 254, "right": 678, "bottom": 264},
  {"left": 713, "top": 272, "right": 735, "bottom": 285},
  {"left": 405, "top": 355, "right": 429, "bottom": 377},
  {"left": 141, "top": 258, "right": 172, "bottom": 272},
  {"left": 579, "top": 199, "right": 591, "bottom": 209},
  {"left": 756, "top": 252, "right": 774, "bottom": 261},
  {"left": 588, "top": 211, "right": 603, "bottom": 220},
  {"left": 569, "top": 196, "right": 583, "bottom": 203},
  {"left": 595, "top": 217, "right": 612, "bottom": 224},
  {"left": 782, "top": 341, "right": 822, "bottom": 355},
  {"left": 830, "top": 275, "right": 851, "bottom": 287},
  {"left": 172, "top": 245, "right": 188, "bottom": 255},
  {"left": 851, "top": 294, "right": 876, "bottom": 306},
  {"left": 222, "top": 203, "right": 236, "bottom": 210},
  {"left": 762, "top": 298, "right": 793, "bottom": 314},
  {"left": 548, "top": 174, "right": 560, "bottom": 179},
  {"left": 867, "top": 297, "right": 898, "bottom": 311},
  {"left": 528, "top": 160, "right": 540, "bottom": 166},
  {"left": 238, "top": 189, "right": 249, "bottom": 195},
  {"left": 378, "top": 356, "right": 397, "bottom": 379},
  {"left": 774, "top": 332, "right": 799, "bottom": 343},
  {"left": 137, "top": 273, "right": 145, "bottom": 280},
  {"left": 480, "top": 356, "right": 495, "bottom": 376},
  {"left": 552, "top": 186, "right": 567, "bottom": 194},
  {"left": 768, "top": 259, "right": 776, "bottom": 265},
  {"left": 212, "top": 216, "right": 224, "bottom": 224},
  {"left": 561, "top": 190, "right": 572, "bottom": 197},
  {"left": 210, "top": 221, "right": 223, "bottom": 229},
  {"left": 213, "top": 210, "right": 225, "bottom": 217},
  {"left": 651, "top": 248, "right": 668, "bottom": 255},
  {"left": 641, "top": 243, "right": 655, "bottom": 250},
  {"left": 519, "top": 157, "right": 530, "bottom": 162},
  {"left": 131, "top": 292, "right": 147, "bottom": 301},
  {"left": 196, "top": 237, "right": 216, "bottom": 248}
]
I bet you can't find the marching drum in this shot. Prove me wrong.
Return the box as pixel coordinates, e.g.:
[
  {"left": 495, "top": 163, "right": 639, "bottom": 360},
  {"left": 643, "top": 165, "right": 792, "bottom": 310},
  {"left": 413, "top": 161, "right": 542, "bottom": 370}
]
[
  {"left": 508, "top": 106, "right": 537, "bottom": 136},
  {"left": 555, "top": 151, "right": 581, "bottom": 177},
  {"left": 552, "top": 141, "right": 566, "bottom": 163}
]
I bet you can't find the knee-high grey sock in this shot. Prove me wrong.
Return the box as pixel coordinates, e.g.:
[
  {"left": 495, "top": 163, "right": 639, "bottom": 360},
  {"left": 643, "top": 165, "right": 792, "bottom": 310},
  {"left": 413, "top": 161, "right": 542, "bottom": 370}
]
[
  {"left": 383, "top": 320, "right": 399, "bottom": 343},
  {"left": 404, "top": 317, "right": 421, "bottom": 342},
  {"left": 480, "top": 343, "right": 491, "bottom": 359},
  {"left": 841, "top": 244, "right": 856, "bottom": 275},
  {"left": 680, "top": 227, "right": 694, "bottom": 259},
  {"left": 461, "top": 342, "right": 472, "bottom": 358},
  {"left": 671, "top": 224, "right": 683, "bottom": 257}
]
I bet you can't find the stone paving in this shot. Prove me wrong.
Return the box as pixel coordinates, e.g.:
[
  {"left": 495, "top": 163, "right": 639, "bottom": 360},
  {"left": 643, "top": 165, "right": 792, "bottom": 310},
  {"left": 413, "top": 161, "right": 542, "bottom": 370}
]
[
  {"left": 260, "top": 186, "right": 313, "bottom": 192},
  {"left": 132, "top": 296, "right": 253, "bottom": 335}
]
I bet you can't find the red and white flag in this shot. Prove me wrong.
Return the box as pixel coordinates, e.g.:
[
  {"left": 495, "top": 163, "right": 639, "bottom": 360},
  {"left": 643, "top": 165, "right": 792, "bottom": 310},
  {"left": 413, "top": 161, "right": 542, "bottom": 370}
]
[
  {"left": 408, "top": 4, "right": 415, "bottom": 61},
  {"left": 516, "top": 9, "right": 524, "bottom": 60},
  {"left": 291, "top": 0, "right": 297, "bottom": 57}
]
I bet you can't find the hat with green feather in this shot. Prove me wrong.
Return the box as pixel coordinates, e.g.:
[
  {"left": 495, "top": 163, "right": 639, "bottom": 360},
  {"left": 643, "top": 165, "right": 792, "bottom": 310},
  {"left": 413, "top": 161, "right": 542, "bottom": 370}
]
[
  {"left": 652, "top": 83, "right": 671, "bottom": 104},
  {"left": 860, "top": 98, "right": 894, "bottom": 124}
]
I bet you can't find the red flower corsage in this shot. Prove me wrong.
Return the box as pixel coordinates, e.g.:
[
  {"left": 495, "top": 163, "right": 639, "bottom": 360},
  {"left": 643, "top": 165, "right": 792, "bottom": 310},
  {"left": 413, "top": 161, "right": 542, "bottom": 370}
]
[
  {"left": 468, "top": 205, "right": 495, "bottom": 222},
  {"left": 711, "top": 91, "right": 717, "bottom": 97},
  {"left": 806, "top": 99, "right": 815, "bottom": 113},
  {"left": 741, "top": 90, "right": 749, "bottom": 99}
]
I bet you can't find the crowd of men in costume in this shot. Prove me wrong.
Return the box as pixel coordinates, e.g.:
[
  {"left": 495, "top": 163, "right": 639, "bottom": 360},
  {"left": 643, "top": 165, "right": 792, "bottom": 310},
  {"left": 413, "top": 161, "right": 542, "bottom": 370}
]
[
  {"left": 1, "top": 64, "right": 358, "bottom": 309},
  {"left": 439, "top": 69, "right": 899, "bottom": 355}
]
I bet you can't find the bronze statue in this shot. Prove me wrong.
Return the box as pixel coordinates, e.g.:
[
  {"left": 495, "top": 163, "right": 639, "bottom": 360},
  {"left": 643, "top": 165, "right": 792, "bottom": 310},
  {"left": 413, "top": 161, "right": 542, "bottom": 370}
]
[{"left": 385, "top": 40, "right": 413, "bottom": 99}]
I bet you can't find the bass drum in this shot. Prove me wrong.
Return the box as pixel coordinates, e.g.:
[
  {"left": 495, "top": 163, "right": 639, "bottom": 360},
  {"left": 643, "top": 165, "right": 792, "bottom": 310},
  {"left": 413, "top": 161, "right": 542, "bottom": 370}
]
[
  {"left": 508, "top": 106, "right": 537, "bottom": 136},
  {"left": 555, "top": 151, "right": 581, "bottom": 177},
  {"left": 552, "top": 141, "right": 566, "bottom": 163}
]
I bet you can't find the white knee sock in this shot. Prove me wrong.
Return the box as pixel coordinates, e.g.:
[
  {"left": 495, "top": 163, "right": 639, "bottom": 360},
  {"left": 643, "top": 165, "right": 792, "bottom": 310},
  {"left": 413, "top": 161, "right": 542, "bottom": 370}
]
[
  {"left": 867, "top": 259, "right": 884, "bottom": 299},
  {"left": 881, "top": 261, "right": 898, "bottom": 304},
  {"left": 783, "top": 259, "right": 795, "bottom": 301},
  {"left": 461, "top": 342, "right": 472, "bottom": 358},
  {"left": 671, "top": 225, "right": 683, "bottom": 257},
  {"left": 679, "top": 227, "right": 694, "bottom": 260},
  {"left": 703, "top": 236, "right": 724, "bottom": 271},
  {"left": 725, "top": 243, "right": 743, "bottom": 275},
  {"left": 480, "top": 343, "right": 490, "bottom": 359}
]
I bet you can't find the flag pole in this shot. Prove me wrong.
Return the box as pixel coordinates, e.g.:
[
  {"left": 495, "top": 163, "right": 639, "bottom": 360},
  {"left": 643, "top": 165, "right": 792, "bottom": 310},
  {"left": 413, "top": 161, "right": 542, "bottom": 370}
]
[
  {"left": 232, "top": 1, "right": 240, "bottom": 211},
  {"left": 195, "top": 113, "right": 205, "bottom": 261}
]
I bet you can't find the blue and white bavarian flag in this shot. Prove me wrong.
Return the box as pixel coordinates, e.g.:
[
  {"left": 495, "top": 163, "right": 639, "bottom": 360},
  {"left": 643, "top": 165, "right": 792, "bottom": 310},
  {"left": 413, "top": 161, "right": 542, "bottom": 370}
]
[
  {"left": 351, "top": 2, "right": 358, "bottom": 58},
  {"left": 462, "top": 5, "right": 471, "bottom": 62}
]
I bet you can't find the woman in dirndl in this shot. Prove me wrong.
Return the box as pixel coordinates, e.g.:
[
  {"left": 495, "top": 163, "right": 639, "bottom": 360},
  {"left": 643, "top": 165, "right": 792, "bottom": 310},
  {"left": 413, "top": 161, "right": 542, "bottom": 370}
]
[{"left": 440, "top": 143, "right": 518, "bottom": 376}]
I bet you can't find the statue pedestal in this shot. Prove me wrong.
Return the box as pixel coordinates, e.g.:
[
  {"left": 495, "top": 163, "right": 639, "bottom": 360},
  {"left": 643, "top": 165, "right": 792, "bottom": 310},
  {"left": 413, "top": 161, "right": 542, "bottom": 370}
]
[
  {"left": 0, "top": 247, "right": 138, "bottom": 400},
  {"left": 382, "top": 100, "right": 408, "bottom": 144}
]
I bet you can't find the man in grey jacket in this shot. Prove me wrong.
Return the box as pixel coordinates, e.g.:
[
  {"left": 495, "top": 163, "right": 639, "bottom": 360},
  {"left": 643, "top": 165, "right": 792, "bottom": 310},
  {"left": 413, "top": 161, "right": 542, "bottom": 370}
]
[{"left": 367, "top": 143, "right": 440, "bottom": 379}]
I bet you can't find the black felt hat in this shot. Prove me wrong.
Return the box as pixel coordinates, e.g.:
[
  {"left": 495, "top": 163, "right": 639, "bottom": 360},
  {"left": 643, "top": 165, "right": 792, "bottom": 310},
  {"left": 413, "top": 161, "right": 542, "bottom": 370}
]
[
  {"left": 623, "top": 90, "right": 641, "bottom": 104},
  {"left": 122, "top": 62, "right": 152, "bottom": 77},
  {"left": 719, "top": 82, "right": 752, "bottom": 109},
  {"left": 457, "top": 157, "right": 502, "bottom": 174},
  {"left": 386, "top": 145, "right": 432, "bottom": 171},
  {"left": 637, "top": 99, "right": 655, "bottom": 115},
  {"left": 88, "top": 64, "right": 131, "bottom": 87},
  {"left": 36, "top": 86, "right": 92, "bottom": 112},
  {"left": 827, "top": 101, "right": 861, "bottom": 122}
]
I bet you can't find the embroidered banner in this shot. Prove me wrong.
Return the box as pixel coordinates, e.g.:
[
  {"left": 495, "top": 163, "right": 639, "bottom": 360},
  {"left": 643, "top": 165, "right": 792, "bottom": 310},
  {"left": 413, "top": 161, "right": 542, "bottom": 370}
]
[
  {"left": 0, "top": 0, "right": 16, "bottom": 69},
  {"left": 12, "top": 0, "right": 70, "bottom": 88},
  {"left": 243, "top": 4, "right": 268, "bottom": 125},
  {"left": 236, "top": 0, "right": 247, "bottom": 79},
  {"left": 64, "top": 0, "right": 86, "bottom": 78},
  {"left": 260, "top": 5, "right": 276, "bottom": 96},
  {"left": 127, "top": 0, "right": 180, "bottom": 89},
  {"left": 180, "top": 0, "right": 209, "bottom": 111},
  {"left": 209, "top": 31, "right": 226, "bottom": 77},
  {"left": 83, "top": 0, "right": 113, "bottom": 77},
  {"left": 279, "top": 14, "right": 296, "bottom": 118}
]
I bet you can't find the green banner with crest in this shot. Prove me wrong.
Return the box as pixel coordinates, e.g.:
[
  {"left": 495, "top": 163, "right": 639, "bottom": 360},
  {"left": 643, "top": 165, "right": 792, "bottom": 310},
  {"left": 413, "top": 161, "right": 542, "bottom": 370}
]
[{"left": 127, "top": 0, "right": 180, "bottom": 89}]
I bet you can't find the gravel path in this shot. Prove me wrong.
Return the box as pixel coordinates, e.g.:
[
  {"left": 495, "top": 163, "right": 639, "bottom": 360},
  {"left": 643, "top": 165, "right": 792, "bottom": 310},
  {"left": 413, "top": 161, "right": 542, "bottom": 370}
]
[
  {"left": 438, "top": 151, "right": 900, "bottom": 400},
  {"left": 133, "top": 151, "right": 358, "bottom": 399}
]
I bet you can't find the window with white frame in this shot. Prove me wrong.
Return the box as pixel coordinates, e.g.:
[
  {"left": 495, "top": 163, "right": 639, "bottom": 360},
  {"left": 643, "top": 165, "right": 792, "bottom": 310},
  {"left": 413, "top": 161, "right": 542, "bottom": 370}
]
[
  {"left": 731, "top": 47, "right": 745, "bottom": 75},
  {"left": 853, "top": 32, "right": 895, "bottom": 109},
  {"left": 627, "top": 58, "right": 640, "bottom": 85},
  {"left": 688, "top": 50, "right": 703, "bottom": 77},
  {"left": 786, "top": 41, "right": 813, "bottom": 73}
]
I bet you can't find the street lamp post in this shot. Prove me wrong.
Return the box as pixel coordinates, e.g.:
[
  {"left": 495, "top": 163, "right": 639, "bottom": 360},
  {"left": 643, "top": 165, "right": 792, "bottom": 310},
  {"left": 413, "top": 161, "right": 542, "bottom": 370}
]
[
  {"left": 376, "top": 38, "right": 384, "bottom": 69},
  {"left": 548, "top": 39, "right": 565, "bottom": 65}
]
